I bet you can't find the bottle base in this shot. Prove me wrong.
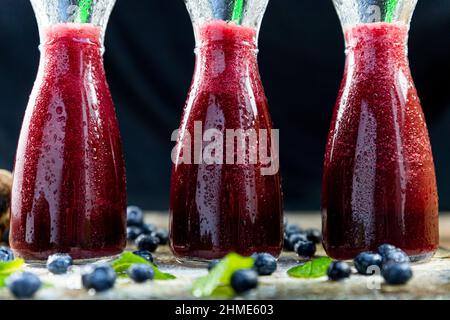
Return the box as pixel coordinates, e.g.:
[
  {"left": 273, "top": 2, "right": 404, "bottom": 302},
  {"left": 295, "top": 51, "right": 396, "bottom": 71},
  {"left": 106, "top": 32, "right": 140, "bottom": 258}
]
[
  {"left": 324, "top": 244, "right": 438, "bottom": 263},
  {"left": 408, "top": 251, "right": 435, "bottom": 263},
  {"left": 11, "top": 246, "right": 125, "bottom": 262},
  {"left": 170, "top": 246, "right": 282, "bottom": 265},
  {"left": 174, "top": 256, "right": 212, "bottom": 267}
]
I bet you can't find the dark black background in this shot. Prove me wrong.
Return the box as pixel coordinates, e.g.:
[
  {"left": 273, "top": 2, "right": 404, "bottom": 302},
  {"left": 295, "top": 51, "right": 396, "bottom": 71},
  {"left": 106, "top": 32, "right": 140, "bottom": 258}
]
[{"left": 0, "top": 0, "right": 449, "bottom": 211}]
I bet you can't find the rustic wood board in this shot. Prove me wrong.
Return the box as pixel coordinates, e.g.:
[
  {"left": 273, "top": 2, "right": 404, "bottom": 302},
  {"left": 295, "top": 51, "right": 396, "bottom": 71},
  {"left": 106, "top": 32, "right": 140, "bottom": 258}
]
[{"left": 1, "top": 213, "right": 450, "bottom": 300}]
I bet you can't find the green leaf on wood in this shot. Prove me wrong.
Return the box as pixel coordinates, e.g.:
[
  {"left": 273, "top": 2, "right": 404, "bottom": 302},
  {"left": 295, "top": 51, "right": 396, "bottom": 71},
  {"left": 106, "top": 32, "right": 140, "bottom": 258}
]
[
  {"left": 287, "top": 257, "right": 332, "bottom": 279},
  {"left": 192, "top": 253, "right": 254, "bottom": 297},
  {"left": 0, "top": 259, "right": 25, "bottom": 287},
  {"left": 111, "top": 252, "right": 175, "bottom": 280}
]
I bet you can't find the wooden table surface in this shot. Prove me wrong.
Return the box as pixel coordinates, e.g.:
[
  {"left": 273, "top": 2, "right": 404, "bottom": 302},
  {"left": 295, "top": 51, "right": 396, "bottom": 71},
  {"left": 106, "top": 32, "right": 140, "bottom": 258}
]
[{"left": 2, "top": 212, "right": 450, "bottom": 300}]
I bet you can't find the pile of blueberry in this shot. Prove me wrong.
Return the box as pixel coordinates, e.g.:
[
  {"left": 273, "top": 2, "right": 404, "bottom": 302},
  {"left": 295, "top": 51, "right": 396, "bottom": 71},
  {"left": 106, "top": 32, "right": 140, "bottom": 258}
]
[
  {"left": 5, "top": 248, "right": 157, "bottom": 298},
  {"left": 327, "top": 244, "right": 413, "bottom": 285},
  {"left": 81, "top": 248, "right": 157, "bottom": 292},
  {"left": 1, "top": 204, "right": 164, "bottom": 299},
  {"left": 284, "top": 219, "right": 322, "bottom": 258},
  {"left": 126, "top": 206, "right": 169, "bottom": 253},
  {"left": 208, "top": 252, "right": 278, "bottom": 294}
]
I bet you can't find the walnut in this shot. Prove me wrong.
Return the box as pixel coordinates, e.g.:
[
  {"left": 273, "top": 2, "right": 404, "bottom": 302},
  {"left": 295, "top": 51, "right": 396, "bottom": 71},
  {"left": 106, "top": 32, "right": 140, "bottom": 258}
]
[{"left": 0, "top": 170, "right": 12, "bottom": 243}]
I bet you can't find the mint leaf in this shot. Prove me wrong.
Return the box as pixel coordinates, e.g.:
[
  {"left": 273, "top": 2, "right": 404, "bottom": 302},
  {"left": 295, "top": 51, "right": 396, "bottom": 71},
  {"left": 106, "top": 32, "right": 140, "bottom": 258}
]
[
  {"left": 0, "top": 259, "right": 25, "bottom": 287},
  {"left": 111, "top": 252, "right": 175, "bottom": 280},
  {"left": 192, "top": 253, "right": 254, "bottom": 297},
  {"left": 42, "top": 282, "right": 54, "bottom": 289},
  {"left": 210, "top": 285, "right": 235, "bottom": 299},
  {"left": 287, "top": 257, "right": 332, "bottom": 279}
]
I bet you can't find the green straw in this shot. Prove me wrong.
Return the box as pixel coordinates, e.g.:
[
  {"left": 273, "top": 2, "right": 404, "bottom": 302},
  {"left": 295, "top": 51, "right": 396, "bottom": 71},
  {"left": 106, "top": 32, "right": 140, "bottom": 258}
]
[
  {"left": 231, "top": 0, "right": 244, "bottom": 24},
  {"left": 78, "top": 0, "right": 93, "bottom": 23},
  {"left": 385, "top": 0, "right": 399, "bottom": 23}
]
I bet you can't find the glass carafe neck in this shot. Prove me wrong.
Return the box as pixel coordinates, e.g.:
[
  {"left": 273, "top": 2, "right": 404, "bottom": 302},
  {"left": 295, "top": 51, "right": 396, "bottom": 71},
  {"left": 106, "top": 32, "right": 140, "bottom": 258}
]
[
  {"left": 333, "top": 0, "right": 417, "bottom": 28},
  {"left": 335, "top": 1, "right": 414, "bottom": 74},
  {"left": 31, "top": 0, "right": 116, "bottom": 44},
  {"left": 195, "top": 20, "right": 258, "bottom": 50},
  {"left": 41, "top": 23, "right": 103, "bottom": 55},
  {"left": 185, "top": 0, "right": 269, "bottom": 44},
  {"left": 186, "top": 1, "right": 267, "bottom": 81},
  {"left": 38, "top": 23, "right": 105, "bottom": 83},
  {"left": 345, "top": 23, "right": 409, "bottom": 69},
  {"left": 194, "top": 21, "right": 259, "bottom": 81}
]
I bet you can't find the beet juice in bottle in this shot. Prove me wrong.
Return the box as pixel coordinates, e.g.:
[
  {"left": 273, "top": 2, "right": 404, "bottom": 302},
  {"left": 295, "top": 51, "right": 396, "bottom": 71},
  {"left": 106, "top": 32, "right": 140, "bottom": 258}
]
[
  {"left": 322, "top": 0, "right": 439, "bottom": 261},
  {"left": 170, "top": 0, "right": 283, "bottom": 261},
  {"left": 10, "top": 0, "right": 126, "bottom": 260}
]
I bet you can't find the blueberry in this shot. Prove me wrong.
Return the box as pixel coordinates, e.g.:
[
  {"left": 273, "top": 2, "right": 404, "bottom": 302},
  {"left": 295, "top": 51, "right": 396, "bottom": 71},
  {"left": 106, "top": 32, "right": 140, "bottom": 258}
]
[
  {"left": 382, "top": 249, "right": 410, "bottom": 265},
  {"left": 46, "top": 253, "right": 73, "bottom": 275},
  {"left": 252, "top": 253, "right": 277, "bottom": 276},
  {"left": 7, "top": 272, "right": 41, "bottom": 299},
  {"left": 207, "top": 260, "right": 220, "bottom": 271},
  {"left": 133, "top": 250, "right": 154, "bottom": 264},
  {"left": 0, "top": 246, "right": 14, "bottom": 262},
  {"left": 284, "top": 224, "right": 302, "bottom": 237},
  {"left": 354, "top": 252, "right": 383, "bottom": 275},
  {"left": 327, "top": 261, "right": 352, "bottom": 281},
  {"left": 305, "top": 229, "right": 322, "bottom": 244},
  {"left": 377, "top": 244, "right": 397, "bottom": 257},
  {"left": 127, "top": 226, "right": 142, "bottom": 241},
  {"left": 295, "top": 240, "right": 316, "bottom": 258},
  {"left": 382, "top": 262, "right": 413, "bottom": 285},
  {"left": 135, "top": 234, "right": 160, "bottom": 253},
  {"left": 127, "top": 264, "right": 155, "bottom": 283},
  {"left": 127, "top": 206, "right": 144, "bottom": 227},
  {"left": 287, "top": 233, "right": 308, "bottom": 251},
  {"left": 154, "top": 229, "right": 169, "bottom": 245},
  {"left": 140, "top": 224, "right": 157, "bottom": 235},
  {"left": 230, "top": 269, "right": 258, "bottom": 294},
  {"left": 82, "top": 264, "right": 116, "bottom": 292}
]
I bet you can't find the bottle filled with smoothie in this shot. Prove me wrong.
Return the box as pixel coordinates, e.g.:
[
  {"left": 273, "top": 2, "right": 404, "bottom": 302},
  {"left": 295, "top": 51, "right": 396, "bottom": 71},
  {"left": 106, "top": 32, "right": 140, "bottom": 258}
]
[
  {"left": 10, "top": 0, "right": 126, "bottom": 260},
  {"left": 322, "top": 0, "right": 439, "bottom": 261},
  {"left": 170, "top": 0, "right": 283, "bottom": 261}
]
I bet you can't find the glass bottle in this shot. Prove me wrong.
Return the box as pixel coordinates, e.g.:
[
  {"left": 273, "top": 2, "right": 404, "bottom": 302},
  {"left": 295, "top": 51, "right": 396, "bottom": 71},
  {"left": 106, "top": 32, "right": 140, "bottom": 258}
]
[
  {"left": 10, "top": 0, "right": 126, "bottom": 260},
  {"left": 322, "top": 0, "right": 439, "bottom": 261},
  {"left": 170, "top": 0, "right": 283, "bottom": 261}
]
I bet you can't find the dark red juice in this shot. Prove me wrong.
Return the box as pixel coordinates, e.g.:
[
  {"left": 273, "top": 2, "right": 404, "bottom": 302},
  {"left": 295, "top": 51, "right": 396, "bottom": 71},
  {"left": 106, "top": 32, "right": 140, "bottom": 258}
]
[
  {"left": 10, "top": 23, "right": 127, "bottom": 260},
  {"left": 170, "top": 21, "right": 283, "bottom": 260},
  {"left": 322, "top": 22, "right": 439, "bottom": 260}
]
